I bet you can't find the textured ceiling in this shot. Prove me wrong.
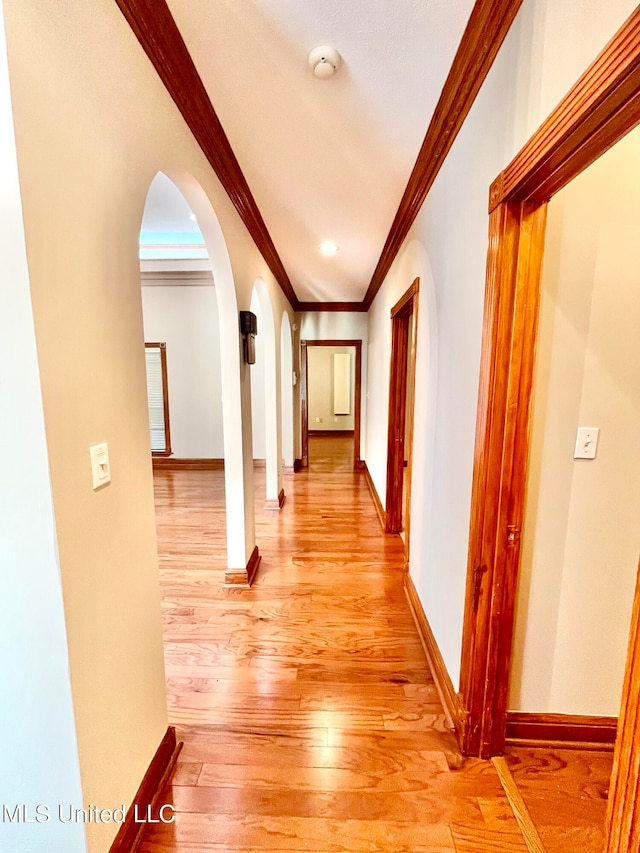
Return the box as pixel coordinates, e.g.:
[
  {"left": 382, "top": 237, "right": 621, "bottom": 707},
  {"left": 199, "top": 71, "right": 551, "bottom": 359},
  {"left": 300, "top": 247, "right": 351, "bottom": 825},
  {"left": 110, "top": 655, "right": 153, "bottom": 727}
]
[{"left": 151, "top": 0, "right": 475, "bottom": 302}]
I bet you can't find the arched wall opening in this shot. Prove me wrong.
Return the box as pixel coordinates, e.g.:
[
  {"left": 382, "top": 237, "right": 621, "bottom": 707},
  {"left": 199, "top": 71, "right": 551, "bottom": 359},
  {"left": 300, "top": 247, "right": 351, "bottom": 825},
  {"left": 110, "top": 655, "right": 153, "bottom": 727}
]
[
  {"left": 280, "top": 312, "right": 294, "bottom": 469},
  {"left": 140, "top": 171, "right": 254, "bottom": 571},
  {"left": 250, "top": 278, "right": 283, "bottom": 509}
]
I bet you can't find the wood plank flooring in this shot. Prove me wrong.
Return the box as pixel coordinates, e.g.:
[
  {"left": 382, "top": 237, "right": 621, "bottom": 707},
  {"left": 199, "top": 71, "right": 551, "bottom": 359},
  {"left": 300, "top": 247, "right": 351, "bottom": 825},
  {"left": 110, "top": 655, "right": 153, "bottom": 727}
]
[
  {"left": 504, "top": 746, "right": 613, "bottom": 853},
  {"left": 142, "top": 436, "right": 606, "bottom": 852}
]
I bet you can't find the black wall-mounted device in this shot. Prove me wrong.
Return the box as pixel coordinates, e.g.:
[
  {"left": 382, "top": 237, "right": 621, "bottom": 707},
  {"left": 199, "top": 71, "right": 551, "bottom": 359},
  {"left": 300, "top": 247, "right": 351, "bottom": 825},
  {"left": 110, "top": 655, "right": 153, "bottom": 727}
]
[
  {"left": 239, "top": 311, "right": 258, "bottom": 364},
  {"left": 239, "top": 311, "right": 258, "bottom": 337}
]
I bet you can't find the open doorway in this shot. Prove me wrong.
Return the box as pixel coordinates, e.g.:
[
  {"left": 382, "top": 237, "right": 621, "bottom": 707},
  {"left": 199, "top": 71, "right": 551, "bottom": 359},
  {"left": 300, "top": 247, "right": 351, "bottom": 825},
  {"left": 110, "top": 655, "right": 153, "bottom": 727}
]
[
  {"left": 250, "top": 279, "right": 284, "bottom": 510},
  {"left": 385, "top": 280, "right": 419, "bottom": 558},
  {"left": 138, "top": 171, "right": 254, "bottom": 590},
  {"left": 280, "top": 313, "right": 295, "bottom": 472},
  {"left": 457, "top": 13, "right": 640, "bottom": 850},
  {"left": 300, "top": 339, "right": 362, "bottom": 471}
]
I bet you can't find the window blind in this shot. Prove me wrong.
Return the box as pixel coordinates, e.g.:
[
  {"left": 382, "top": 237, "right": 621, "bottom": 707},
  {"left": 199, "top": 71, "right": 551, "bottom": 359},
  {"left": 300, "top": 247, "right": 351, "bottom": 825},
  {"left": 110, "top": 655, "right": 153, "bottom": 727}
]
[{"left": 145, "top": 345, "right": 168, "bottom": 453}]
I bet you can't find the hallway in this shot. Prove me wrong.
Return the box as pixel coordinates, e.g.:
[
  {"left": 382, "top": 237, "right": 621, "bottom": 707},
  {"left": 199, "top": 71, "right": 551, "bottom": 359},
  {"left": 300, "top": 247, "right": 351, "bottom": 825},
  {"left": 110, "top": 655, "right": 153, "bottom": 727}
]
[{"left": 144, "top": 438, "right": 532, "bottom": 851}]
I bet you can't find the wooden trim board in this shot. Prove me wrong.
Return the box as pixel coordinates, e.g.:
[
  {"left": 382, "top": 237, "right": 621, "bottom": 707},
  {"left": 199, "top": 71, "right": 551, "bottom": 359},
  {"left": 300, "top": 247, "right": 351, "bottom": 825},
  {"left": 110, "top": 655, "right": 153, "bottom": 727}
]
[
  {"left": 113, "top": 0, "right": 298, "bottom": 309},
  {"left": 264, "top": 488, "right": 286, "bottom": 510},
  {"left": 490, "top": 7, "right": 640, "bottom": 209},
  {"left": 385, "top": 280, "right": 419, "bottom": 545},
  {"left": 362, "top": 461, "right": 386, "bottom": 531},
  {"left": 363, "top": 0, "right": 525, "bottom": 309},
  {"left": 301, "top": 340, "right": 362, "bottom": 469},
  {"left": 506, "top": 712, "right": 617, "bottom": 749},
  {"left": 118, "top": 1, "right": 524, "bottom": 314},
  {"left": 108, "top": 726, "right": 181, "bottom": 853},
  {"left": 492, "top": 756, "right": 547, "bottom": 853},
  {"left": 604, "top": 562, "right": 640, "bottom": 853},
  {"left": 460, "top": 6, "right": 640, "bottom": 761},
  {"left": 224, "top": 545, "right": 261, "bottom": 587},
  {"left": 152, "top": 457, "right": 224, "bottom": 470},
  {"left": 405, "top": 573, "right": 467, "bottom": 746},
  {"left": 297, "top": 301, "right": 367, "bottom": 313}
]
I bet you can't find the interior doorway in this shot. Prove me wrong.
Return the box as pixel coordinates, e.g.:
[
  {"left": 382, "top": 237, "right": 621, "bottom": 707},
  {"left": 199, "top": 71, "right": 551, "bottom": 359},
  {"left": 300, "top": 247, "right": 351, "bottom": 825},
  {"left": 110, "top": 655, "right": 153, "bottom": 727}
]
[
  {"left": 300, "top": 339, "right": 362, "bottom": 470},
  {"left": 385, "top": 280, "right": 419, "bottom": 556},
  {"left": 458, "top": 11, "right": 640, "bottom": 851},
  {"left": 459, "top": 11, "right": 640, "bottom": 762}
]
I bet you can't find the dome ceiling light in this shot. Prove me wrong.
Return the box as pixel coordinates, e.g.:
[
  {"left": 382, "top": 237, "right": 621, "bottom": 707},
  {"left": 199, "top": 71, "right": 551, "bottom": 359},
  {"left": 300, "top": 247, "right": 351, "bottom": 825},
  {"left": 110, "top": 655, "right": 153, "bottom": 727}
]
[{"left": 308, "top": 45, "right": 342, "bottom": 80}]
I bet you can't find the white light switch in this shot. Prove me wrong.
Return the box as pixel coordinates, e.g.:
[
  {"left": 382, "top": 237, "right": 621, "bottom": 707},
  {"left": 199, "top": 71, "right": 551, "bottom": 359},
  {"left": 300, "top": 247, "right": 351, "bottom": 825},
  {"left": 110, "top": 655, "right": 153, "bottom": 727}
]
[
  {"left": 574, "top": 427, "right": 599, "bottom": 459},
  {"left": 90, "top": 442, "right": 111, "bottom": 489}
]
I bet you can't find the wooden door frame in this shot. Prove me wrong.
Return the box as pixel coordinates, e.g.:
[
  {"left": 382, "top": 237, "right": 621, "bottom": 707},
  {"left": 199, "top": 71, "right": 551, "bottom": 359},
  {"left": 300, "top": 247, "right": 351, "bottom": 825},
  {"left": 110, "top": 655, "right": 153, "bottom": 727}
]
[
  {"left": 605, "top": 560, "right": 640, "bottom": 853},
  {"left": 300, "top": 340, "right": 362, "bottom": 469},
  {"left": 385, "top": 281, "right": 419, "bottom": 550},
  {"left": 459, "top": 3, "right": 640, "bottom": 777}
]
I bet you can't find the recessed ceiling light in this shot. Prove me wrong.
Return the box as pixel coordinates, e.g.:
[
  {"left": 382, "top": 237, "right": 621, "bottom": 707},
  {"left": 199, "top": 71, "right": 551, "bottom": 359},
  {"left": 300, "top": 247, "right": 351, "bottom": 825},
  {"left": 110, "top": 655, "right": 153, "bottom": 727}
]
[
  {"left": 189, "top": 213, "right": 197, "bottom": 222},
  {"left": 320, "top": 241, "right": 339, "bottom": 255}
]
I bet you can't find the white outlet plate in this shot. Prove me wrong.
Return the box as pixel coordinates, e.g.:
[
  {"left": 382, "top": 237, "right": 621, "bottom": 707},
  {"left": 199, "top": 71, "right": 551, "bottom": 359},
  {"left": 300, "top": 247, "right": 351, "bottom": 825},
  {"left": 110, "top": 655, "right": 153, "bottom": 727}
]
[
  {"left": 574, "top": 427, "right": 599, "bottom": 459},
  {"left": 90, "top": 442, "right": 111, "bottom": 489}
]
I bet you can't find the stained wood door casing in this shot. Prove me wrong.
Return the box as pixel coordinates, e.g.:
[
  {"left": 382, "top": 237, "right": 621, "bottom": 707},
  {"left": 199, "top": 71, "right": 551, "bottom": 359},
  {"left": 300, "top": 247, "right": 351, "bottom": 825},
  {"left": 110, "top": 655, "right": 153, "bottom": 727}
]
[
  {"left": 604, "top": 561, "right": 640, "bottom": 853},
  {"left": 385, "top": 280, "right": 419, "bottom": 546},
  {"left": 300, "top": 340, "right": 362, "bottom": 469},
  {"left": 459, "top": 201, "right": 548, "bottom": 758},
  {"left": 459, "top": 6, "right": 640, "bottom": 765}
]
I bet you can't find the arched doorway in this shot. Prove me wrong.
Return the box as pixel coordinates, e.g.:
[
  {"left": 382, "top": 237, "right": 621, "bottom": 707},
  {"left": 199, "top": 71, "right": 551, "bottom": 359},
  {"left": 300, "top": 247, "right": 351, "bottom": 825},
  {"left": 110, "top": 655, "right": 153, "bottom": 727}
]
[
  {"left": 250, "top": 278, "right": 284, "bottom": 510},
  {"left": 280, "top": 312, "right": 294, "bottom": 471},
  {"left": 139, "top": 171, "right": 256, "bottom": 582}
]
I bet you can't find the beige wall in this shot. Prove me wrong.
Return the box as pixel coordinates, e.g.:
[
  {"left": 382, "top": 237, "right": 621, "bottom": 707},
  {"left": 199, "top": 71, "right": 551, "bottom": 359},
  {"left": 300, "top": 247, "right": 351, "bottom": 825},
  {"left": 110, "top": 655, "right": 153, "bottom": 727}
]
[
  {"left": 0, "top": 5, "right": 86, "bottom": 848},
  {"left": 365, "top": 0, "right": 638, "bottom": 689},
  {"left": 509, "top": 125, "right": 640, "bottom": 715},
  {"left": 3, "top": 1, "right": 293, "bottom": 850}
]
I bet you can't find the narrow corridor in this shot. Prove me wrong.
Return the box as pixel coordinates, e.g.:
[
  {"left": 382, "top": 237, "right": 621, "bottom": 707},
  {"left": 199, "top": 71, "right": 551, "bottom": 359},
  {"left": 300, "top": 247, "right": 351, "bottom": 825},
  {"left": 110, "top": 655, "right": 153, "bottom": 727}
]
[{"left": 143, "top": 438, "right": 532, "bottom": 851}]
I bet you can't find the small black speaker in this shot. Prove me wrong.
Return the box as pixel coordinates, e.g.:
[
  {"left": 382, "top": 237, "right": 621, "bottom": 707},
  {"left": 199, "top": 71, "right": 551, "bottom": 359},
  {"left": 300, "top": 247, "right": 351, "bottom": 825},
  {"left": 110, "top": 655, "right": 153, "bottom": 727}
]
[{"left": 239, "top": 311, "right": 258, "bottom": 336}]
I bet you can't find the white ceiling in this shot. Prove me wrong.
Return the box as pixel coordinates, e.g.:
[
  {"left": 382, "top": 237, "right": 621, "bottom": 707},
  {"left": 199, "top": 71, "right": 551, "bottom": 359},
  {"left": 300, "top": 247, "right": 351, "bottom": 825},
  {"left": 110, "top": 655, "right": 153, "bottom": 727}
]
[
  {"left": 140, "top": 172, "right": 207, "bottom": 260},
  {"left": 150, "top": 0, "right": 475, "bottom": 302}
]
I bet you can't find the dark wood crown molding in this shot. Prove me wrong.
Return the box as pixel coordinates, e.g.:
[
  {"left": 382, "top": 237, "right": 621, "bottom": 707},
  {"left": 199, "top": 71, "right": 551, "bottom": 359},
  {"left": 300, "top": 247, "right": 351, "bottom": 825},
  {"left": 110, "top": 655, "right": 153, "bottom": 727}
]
[
  {"left": 459, "top": 5, "right": 640, "bottom": 761},
  {"left": 363, "top": 0, "right": 524, "bottom": 310},
  {"left": 114, "top": 0, "right": 299, "bottom": 309},
  {"left": 296, "top": 301, "right": 368, "bottom": 313},
  {"left": 117, "top": 0, "right": 524, "bottom": 315},
  {"left": 490, "top": 5, "right": 640, "bottom": 209}
]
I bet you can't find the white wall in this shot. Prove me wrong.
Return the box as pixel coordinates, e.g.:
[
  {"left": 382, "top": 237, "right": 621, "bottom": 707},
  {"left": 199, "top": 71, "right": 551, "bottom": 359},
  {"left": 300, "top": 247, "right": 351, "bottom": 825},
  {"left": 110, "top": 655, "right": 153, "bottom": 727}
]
[
  {"left": 141, "top": 283, "right": 224, "bottom": 458},
  {"left": 509, "top": 125, "right": 640, "bottom": 715},
  {"left": 364, "top": 0, "right": 638, "bottom": 690},
  {"left": 250, "top": 288, "right": 267, "bottom": 459},
  {"left": 0, "top": 8, "right": 86, "bottom": 848},
  {"left": 300, "top": 310, "right": 368, "bottom": 342},
  {"left": 300, "top": 310, "right": 368, "bottom": 452},
  {"left": 280, "top": 313, "right": 294, "bottom": 467},
  {"left": 308, "top": 345, "right": 356, "bottom": 431}
]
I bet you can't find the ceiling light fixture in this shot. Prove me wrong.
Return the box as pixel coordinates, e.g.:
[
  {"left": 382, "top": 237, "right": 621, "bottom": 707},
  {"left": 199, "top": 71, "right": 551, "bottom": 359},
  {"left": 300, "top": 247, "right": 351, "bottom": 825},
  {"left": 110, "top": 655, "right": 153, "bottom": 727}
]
[
  {"left": 189, "top": 213, "right": 197, "bottom": 222},
  {"left": 320, "top": 241, "right": 339, "bottom": 255},
  {"left": 308, "top": 45, "right": 342, "bottom": 80}
]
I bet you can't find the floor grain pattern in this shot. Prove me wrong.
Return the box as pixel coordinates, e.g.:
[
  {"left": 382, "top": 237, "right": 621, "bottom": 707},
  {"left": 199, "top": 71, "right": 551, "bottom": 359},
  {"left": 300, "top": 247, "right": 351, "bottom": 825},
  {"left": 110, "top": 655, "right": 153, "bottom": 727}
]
[
  {"left": 143, "top": 437, "right": 528, "bottom": 851},
  {"left": 504, "top": 746, "right": 613, "bottom": 853}
]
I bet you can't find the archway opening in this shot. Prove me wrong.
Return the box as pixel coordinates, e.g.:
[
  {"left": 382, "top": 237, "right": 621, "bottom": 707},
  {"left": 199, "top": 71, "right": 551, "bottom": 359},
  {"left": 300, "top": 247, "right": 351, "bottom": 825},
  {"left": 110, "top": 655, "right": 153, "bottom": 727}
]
[
  {"left": 250, "top": 278, "right": 283, "bottom": 509},
  {"left": 280, "top": 312, "right": 294, "bottom": 470}
]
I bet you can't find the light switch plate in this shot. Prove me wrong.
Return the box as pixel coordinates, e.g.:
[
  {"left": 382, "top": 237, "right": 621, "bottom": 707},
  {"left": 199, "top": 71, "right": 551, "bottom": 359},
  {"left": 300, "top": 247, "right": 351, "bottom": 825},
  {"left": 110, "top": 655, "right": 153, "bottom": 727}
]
[
  {"left": 90, "top": 442, "right": 111, "bottom": 489},
  {"left": 574, "top": 427, "right": 599, "bottom": 459}
]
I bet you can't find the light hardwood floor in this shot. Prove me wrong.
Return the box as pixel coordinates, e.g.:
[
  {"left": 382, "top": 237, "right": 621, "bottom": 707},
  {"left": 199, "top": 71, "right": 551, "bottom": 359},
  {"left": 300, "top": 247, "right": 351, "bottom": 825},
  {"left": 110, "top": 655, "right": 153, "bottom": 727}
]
[
  {"left": 142, "top": 436, "right": 608, "bottom": 852},
  {"left": 504, "top": 745, "right": 612, "bottom": 853}
]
